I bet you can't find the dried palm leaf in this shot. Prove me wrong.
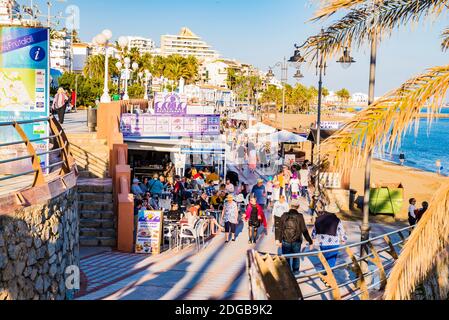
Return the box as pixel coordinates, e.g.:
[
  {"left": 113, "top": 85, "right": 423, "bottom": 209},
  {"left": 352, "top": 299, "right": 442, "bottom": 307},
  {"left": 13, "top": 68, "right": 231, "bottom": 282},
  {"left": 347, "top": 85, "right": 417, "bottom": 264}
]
[
  {"left": 384, "top": 183, "right": 449, "bottom": 300},
  {"left": 441, "top": 27, "right": 449, "bottom": 50},
  {"left": 314, "top": 0, "right": 375, "bottom": 20},
  {"left": 322, "top": 65, "right": 449, "bottom": 172},
  {"left": 305, "top": 0, "right": 449, "bottom": 60}
]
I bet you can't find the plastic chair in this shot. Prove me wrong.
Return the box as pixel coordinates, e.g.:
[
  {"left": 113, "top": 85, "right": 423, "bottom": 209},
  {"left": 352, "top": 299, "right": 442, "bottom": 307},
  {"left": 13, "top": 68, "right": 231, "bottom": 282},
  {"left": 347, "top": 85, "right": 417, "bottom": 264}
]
[
  {"left": 179, "top": 219, "right": 200, "bottom": 250},
  {"left": 196, "top": 220, "right": 207, "bottom": 247}
]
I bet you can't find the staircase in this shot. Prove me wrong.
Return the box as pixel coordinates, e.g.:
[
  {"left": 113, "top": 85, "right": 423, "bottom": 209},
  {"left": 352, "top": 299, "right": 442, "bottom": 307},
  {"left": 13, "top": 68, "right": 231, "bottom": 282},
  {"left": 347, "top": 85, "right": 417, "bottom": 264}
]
[
  {"left": 67, "top": 133, "right": 109, "bottom": 179},
  {"left": 67, "top": 133, "right": 117, "bottom": 248},
  {"left": 77, "top": 178, "right": 116, "bottom": 247}
]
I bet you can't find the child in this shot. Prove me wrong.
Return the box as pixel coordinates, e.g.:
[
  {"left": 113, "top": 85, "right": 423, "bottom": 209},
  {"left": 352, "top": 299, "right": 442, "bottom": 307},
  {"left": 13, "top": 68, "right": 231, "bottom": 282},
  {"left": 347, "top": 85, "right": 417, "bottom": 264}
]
[{"left": 290, "top": 172, "right": 300, "bottom": 200}]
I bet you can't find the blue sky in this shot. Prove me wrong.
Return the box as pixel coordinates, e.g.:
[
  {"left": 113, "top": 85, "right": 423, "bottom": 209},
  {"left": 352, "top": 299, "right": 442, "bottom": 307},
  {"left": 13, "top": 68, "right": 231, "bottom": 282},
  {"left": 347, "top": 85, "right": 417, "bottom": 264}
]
[{"left": 32, "top": 0, "right": 449, "bottom": 96}]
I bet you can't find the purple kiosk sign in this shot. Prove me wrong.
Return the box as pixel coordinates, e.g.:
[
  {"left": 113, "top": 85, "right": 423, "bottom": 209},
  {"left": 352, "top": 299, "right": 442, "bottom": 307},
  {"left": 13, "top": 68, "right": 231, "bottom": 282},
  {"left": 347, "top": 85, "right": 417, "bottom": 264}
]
[
  {"left": 154, "top": 93, "right": 187, "bottom": 115},
  {"left": 121, "top": 94, "right": 220, "bottom": 137}
]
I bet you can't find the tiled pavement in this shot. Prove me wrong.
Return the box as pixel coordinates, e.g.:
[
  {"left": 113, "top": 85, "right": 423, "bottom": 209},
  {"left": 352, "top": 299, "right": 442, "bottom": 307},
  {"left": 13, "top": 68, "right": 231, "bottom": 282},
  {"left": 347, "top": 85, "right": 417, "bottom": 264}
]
[{"left": 76, "top": 163, "right": 404, "bottom": 300}]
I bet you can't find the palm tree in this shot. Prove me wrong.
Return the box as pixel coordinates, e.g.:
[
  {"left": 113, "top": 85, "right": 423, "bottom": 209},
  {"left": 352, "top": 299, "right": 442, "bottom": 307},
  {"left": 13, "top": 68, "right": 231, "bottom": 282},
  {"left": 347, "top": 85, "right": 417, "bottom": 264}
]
[
  {"left": 83, "top": 54, "right": 119, "bottom": 80},
  {"left": 307, "top": 0, "right": 449, "bottom": 300}
]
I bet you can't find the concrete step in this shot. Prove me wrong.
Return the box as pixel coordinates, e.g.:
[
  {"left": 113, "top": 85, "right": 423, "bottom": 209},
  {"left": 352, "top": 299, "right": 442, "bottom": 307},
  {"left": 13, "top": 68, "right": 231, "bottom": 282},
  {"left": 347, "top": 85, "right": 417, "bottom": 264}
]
[
  {"left": 80, "top": 210, "right": 114, "bottom": 220},
  {"left": 77, "top": 169, "right": 109, "bottom": 179},
  {"left": 77, "top": 178, "right": 113, "bottom": 193},
  {"left": 80, "top": 228, "right": 116, "bottom": 238},
  {"left": 79, "top": 201, "right": 114, "bottom": 212},
  {"left": 79, "top": 192, "right": 113, "bottom": 202},
  {"left": 80, "top": 236, "right": 116, "bottom": 247},
  {"left": 79, "top": 218, "right": 115, "bottom": 229}
]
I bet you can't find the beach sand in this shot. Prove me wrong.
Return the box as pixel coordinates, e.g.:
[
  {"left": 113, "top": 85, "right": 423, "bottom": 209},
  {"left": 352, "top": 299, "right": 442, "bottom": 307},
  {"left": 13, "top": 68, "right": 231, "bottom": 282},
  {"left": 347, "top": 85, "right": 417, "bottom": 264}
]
[
  {"left": 264, "top": 113, "right": 448, "bottom": 222},
  {"left": 349, "top": 160, "right": 448, "bottom": 221}
]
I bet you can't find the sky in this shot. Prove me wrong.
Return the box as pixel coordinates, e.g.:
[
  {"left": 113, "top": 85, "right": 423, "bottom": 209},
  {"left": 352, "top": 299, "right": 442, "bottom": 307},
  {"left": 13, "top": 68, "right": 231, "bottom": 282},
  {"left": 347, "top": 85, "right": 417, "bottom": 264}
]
[{"left": 30, "top": 0, "right": 449, "bottom": 96}]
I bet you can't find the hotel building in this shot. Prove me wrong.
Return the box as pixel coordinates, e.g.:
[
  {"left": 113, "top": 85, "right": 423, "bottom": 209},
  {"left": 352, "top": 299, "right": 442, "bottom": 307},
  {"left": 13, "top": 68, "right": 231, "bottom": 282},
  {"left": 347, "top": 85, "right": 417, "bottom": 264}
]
[{"left": 160, "top": 27, "right": 219, "bottom": 62}]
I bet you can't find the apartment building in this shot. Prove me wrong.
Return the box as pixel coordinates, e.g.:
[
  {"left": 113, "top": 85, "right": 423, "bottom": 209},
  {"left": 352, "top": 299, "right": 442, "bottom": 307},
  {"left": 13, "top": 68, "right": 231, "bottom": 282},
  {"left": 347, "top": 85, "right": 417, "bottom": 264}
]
[
  {"left": 127, "top": 36, "right": 156, "bottom": 54},
  {"left": 160, "top": 27, "right": 219, "bottom": 61}
]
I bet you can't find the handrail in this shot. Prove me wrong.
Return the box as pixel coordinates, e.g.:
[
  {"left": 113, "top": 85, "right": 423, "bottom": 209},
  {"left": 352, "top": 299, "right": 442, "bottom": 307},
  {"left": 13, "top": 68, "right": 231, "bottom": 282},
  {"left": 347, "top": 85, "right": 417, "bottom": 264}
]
[
  {"left": 0, "top": 116, "right": 76, "bottom": 191},
  {"left": 250, "top": 225, "right": 413, "bottom": 301}
]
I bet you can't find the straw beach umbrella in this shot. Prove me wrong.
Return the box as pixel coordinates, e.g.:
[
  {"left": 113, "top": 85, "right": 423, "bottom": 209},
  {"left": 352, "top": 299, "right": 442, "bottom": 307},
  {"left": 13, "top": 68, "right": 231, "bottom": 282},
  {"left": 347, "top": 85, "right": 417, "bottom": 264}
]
[{"left": 309, "top": 0, "right": 449, "bottom": 299}]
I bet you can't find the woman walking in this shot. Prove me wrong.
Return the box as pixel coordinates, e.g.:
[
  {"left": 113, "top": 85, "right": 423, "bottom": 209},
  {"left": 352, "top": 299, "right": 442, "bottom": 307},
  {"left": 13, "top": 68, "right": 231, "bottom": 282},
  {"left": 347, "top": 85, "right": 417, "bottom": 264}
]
[
  {"left": 272, "top": 195, "right": 289, "bottom": 245},
  {"left": 52, "top": 87, "right": 69, "bottom": 124},
  {"left": 221, "top": 194, "right": 239, "bottom": 243},
  {"left": 311, "top": 204, "right": 347, "bottom": 286},
  {"left": 244, "top": 197, "right": 267, "bottom": 244}
]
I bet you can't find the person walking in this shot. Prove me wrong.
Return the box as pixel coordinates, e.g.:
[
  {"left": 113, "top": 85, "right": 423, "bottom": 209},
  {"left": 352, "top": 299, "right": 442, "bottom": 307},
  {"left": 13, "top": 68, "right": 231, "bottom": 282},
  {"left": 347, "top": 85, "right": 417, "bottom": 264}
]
[
  {"left": 272, "top": 194, "right": 290, "bottom": 244},
  {"left": 70, "top": 88, "right": 77, "bottom": 112},
  {"left": 278, "top": 200, "right": 313, "bottom": 274},
  {"left": 408, "top": 198, "right": 418, "bottom": 228},
  {"left": 311, "top": 204, "right": 347, "bottom": 284},
  {"left": 251, "top": 179, "right": 267, "bottom": 210},
  {"left": 244, "top": 197, "right": 267, "bottom": 244},
  {"left": 221, "top": 194, "right": 239, "bottom": 243},
  {"left": 52, "top": 87, "right": 69, "bottom": 124},
  {"left": 290, "top": 172, "right": 300, "bottom": 200},
  {"left": 299, "top": 164, "right": 311, "bottom": 203},
  {"left": 237, "top": 142, "right": 246, "bottom": 172}
]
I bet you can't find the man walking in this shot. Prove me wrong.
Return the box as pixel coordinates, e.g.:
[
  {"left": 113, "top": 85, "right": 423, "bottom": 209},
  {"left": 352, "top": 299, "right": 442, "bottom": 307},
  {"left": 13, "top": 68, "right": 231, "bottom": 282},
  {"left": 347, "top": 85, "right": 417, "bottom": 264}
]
[
  {"left": 251, "top": 179, "right": 267, "bottom": 210},
  {"left": 279, "top": 200, "right": 313, "bottom": 274}
]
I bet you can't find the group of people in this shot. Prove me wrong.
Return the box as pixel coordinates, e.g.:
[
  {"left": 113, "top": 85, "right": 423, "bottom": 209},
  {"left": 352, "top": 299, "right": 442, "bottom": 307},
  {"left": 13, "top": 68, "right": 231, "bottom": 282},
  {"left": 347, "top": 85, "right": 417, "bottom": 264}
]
[{"left": 408, "top": 198, "right": 429, "bottom": 227}]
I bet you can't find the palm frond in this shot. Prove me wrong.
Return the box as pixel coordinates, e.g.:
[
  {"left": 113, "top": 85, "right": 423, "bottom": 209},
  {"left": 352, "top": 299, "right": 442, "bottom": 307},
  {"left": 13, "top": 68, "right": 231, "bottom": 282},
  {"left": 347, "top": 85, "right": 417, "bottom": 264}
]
[
  {"left": 313, "top": 0, "right": 373, "bottom": 20},
  {"left": 384, "top": 182, "right": 449, "bottom": 300},
  {"left": 441, "top": 27, "right": 449, "bottom": 51},
  {"left": 304, "top": 0, "right": 449, "bottom": 60},
  {"left": 321, "top": 65, "right": 449, "bottom": 171}
]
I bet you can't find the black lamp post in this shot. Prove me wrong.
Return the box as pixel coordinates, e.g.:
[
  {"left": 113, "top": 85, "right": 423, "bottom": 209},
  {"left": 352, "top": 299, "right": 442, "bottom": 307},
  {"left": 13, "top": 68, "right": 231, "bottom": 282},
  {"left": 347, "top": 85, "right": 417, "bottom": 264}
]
[{"left": 290, "top": 30, "right": 355, "bottom": 203}]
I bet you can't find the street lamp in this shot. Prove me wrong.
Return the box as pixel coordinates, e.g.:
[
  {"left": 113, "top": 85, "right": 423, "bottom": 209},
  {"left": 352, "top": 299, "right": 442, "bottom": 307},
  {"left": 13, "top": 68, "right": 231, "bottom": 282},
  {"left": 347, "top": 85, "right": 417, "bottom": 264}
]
[
  {"left": 94, "top": 29, "right": 113, "bottom": 103},
  {"left": 266, "top": 57, "right": 291, "bottom": 131},
  {"left": 336, "top": 47, "right": 356, "bottom": 69},
  {"left": 291, "top": 30, "right": 355, "bottom": 198},
  {"left": 116, "top": 61, "right": 123, "bottom": 96},
  {"left": 139, "top": 69, "right": 153, "bottom": 100}
]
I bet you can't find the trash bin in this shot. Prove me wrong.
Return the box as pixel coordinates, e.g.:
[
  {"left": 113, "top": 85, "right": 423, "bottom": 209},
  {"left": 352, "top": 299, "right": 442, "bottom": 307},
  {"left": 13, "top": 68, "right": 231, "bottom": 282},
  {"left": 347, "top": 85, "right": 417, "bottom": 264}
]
[
  {"left": 369, "top": 183, "right": 404, "bottom": 217},
  {"left": 87, "top": 106, "right": 97, "bottom": 132}
]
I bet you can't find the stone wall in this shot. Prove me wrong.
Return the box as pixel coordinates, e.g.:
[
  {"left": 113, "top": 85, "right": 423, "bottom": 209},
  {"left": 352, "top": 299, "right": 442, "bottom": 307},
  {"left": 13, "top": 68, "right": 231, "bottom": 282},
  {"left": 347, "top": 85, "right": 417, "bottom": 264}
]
[{"left": 0, "top": 186, "right": 79, "bottom": 300}]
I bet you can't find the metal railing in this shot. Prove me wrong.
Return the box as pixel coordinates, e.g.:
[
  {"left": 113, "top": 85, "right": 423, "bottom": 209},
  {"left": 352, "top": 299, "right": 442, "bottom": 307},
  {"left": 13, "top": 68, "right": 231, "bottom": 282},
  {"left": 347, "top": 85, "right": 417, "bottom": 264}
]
[
  {"left": 0, "top": 116, "right": 75, "bottom": 189},
  {"left": 251, "top": 225, "right": 413, "bottom": 300}
]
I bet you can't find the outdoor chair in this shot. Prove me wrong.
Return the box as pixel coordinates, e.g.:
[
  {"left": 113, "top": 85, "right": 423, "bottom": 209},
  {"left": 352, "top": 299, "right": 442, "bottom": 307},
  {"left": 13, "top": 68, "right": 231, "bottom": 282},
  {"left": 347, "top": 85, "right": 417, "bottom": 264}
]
[
  {"left": 196, "top": 219, "right": 207, "bottom": 248},
  {"left": 179, "top": 219, "right": 201, "bottom": 250}
]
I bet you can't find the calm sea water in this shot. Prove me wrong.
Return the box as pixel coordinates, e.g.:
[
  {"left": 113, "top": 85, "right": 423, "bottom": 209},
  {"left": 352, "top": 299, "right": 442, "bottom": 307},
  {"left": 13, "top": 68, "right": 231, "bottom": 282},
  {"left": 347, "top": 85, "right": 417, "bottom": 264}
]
[{"left": 374, "top": 108, "right": 449, "bottom": 176}]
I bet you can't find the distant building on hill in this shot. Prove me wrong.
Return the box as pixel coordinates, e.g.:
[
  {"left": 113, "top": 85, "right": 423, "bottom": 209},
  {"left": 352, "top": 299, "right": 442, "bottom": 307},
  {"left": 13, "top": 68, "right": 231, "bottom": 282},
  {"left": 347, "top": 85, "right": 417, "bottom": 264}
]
[
  {"left": 161, "top": 27, "right": 219, "bottom": 62},
  {"left": 127, "top": 36, "right": 157, "bottom": 55}
]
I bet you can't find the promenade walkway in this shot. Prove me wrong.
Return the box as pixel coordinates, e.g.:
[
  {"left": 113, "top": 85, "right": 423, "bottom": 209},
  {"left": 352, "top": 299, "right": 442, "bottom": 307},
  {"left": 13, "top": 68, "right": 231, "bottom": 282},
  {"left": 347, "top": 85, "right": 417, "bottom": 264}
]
[{"left": 75, "top": 164, "right": 399, "bottom": 300}]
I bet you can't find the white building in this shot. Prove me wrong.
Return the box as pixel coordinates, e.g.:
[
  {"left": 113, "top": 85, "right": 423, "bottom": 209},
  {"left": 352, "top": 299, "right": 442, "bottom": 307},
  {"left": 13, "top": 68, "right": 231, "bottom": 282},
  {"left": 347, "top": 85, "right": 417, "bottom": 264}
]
[
  {"left": 127, "top": 36, "right": 156, "bottom": 55},
  {"left": 323, "top": 91, "right": 340, "bottom": 104},
  {"left": 72, "top": 43, "right": 91, "bottom": 73},
  {"left": 0, "top": 0, "right": 40, "bottom": 26},
  {"left": 50, "top": 30, "right": 71, "bottom": 73},
  {"left": 161, "top": 27, "right": 219, "bottom": 62},
  {"left": 90, "top": 43, "right": 120, "bottom": 59},
  {"left": 200, "top": 60, "right": 230, "bottom": 88},
  {"left": 350, "top": 92, "right": 369, "bottom": 104},
  {"left": 184, "top": 84, "right": 233, "bottom": 107}
]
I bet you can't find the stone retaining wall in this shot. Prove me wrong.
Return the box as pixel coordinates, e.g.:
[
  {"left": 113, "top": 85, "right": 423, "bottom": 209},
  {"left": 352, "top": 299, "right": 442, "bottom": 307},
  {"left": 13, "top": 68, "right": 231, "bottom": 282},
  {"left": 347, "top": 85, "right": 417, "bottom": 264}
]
[{"left": 0, "top": 186, "right": 79, "bottom": 300}]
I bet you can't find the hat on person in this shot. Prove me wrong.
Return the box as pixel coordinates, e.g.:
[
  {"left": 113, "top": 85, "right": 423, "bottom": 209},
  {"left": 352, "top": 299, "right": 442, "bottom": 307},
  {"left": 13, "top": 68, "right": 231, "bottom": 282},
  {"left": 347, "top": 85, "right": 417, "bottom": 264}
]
[
  {"left": 325, "top": 203, "right": 340, "bottom": 214},
  {"left": 133, "top": 178, "right": 139, "bottom": 184},
  {"left": 290, "top": 199, "right": 301, "bottom": 208}
]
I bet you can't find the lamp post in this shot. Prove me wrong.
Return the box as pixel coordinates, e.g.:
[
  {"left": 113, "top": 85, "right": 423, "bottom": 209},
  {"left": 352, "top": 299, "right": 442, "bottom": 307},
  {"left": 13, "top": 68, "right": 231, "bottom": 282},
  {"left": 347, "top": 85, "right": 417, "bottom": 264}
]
[
  {"left": 266, "top": 57, "right": 289, "bottom": 130},
  {"left": 290, "top": 30, "right": 355, "bottom": 197},
  {"left": 116, "top": 61, "right": 123, "bottom": 96},
  {"left": 139, "top": 70, "right": 152, "bottom": 100},
  {"left": 120, "top": 58, "right": 139, "bottom": 101},
  {"left": 94, "top": 29, "right": 113, "bottom": 103}
]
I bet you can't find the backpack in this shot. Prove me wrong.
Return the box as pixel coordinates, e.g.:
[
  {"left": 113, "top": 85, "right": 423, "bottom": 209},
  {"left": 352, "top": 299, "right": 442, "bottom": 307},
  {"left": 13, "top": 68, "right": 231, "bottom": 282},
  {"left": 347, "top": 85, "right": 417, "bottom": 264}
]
[{"left": 283, "top": 213, "right": 300, "bottom": 243}]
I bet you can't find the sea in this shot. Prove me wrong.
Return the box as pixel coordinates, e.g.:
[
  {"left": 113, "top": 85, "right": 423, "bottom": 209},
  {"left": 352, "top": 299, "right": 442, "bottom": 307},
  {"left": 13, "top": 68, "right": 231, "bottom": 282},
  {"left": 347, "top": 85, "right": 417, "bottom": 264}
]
[{"left": 371, "top": 108, "right": 449, "bottom": 176}]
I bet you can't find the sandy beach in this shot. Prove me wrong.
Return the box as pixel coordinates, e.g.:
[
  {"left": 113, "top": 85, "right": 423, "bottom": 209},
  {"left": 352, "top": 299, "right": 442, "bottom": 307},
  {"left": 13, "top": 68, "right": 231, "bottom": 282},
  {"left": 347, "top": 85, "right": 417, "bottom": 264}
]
[
  {"left": 264, "top": 113, "right": 448, "bottom": 222},
  {"left": 349, "top": 160, "right": 448, "bottom": 221}
]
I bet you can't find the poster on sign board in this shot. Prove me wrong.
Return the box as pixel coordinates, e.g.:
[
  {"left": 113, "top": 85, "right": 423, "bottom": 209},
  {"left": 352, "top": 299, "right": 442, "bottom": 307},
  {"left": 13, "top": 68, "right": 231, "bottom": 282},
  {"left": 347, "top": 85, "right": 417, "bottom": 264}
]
[
  {"left": 135, "top": 210, "right": 163, "bottom": 255},
  {"left": 0, "top": 26, "right": 50, "bottom": 175}
]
